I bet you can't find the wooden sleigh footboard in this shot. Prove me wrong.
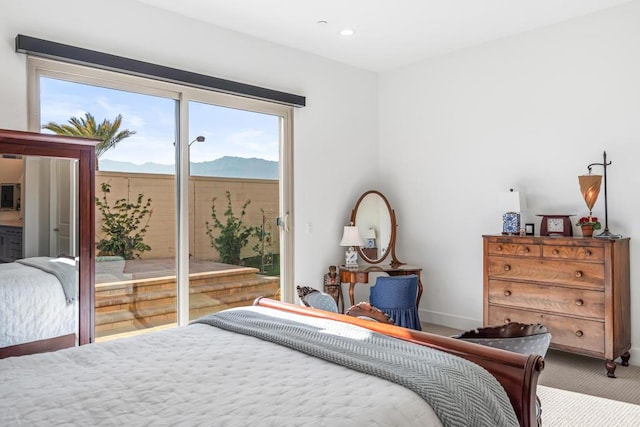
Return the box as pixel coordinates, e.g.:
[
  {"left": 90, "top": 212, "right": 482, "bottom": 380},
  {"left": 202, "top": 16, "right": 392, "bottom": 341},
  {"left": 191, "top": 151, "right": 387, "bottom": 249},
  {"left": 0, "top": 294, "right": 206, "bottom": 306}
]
[{"left": 254, "top": 297, "right": 544, "bottom": 427}]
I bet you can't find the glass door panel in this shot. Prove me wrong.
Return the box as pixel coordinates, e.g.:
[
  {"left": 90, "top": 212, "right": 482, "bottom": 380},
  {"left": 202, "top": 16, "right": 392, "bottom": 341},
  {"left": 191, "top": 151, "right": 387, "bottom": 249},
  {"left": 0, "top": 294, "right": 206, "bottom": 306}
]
[
  {"left": 187, "top": 100, "right": 281, "bottom": 320},
  {"left": 40, "top": 77, "right": 178, "bottom": 341}
]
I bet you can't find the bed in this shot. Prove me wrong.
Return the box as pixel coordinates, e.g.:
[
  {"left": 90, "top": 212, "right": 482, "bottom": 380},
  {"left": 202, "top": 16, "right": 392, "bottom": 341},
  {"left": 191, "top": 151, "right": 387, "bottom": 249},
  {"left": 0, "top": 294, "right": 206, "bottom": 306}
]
[
  {"left": 0, "top": 298, "right": 544, "bottom": 426},
  {"left": 0, "top": 256, "right": 78, "bottom": 358}
]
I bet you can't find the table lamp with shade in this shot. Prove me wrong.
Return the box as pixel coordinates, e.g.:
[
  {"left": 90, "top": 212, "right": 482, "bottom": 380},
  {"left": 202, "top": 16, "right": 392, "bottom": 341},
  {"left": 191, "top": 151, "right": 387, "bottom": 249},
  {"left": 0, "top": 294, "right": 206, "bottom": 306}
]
[
  {"left": 578, "top": 151, "right": 619, "bottom": 239},
  {"left": 363, "top": 227, "right": 376, "bottom": 249},
  {"left": 339, "top": 223, "right": 364, "bottom": 267},
  {"left": 498, "top": 189, "right": 527, "bottom": 235}
]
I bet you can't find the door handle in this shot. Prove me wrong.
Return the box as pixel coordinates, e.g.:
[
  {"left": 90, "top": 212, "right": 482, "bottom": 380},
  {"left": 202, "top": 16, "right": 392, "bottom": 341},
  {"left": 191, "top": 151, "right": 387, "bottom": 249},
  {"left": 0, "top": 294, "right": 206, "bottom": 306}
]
[{"left": 276, "top": 214, "right": 290, "bottom": 232}]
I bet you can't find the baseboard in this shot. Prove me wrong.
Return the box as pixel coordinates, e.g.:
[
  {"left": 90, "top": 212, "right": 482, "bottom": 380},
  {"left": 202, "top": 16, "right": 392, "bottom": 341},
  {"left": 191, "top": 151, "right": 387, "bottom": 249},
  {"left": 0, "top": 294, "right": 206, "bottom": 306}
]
[
  {"left": 625, "top": 345, "right": 639, "bottom": 367},
  {"left": 419, "top": 308, "right": 480, "bottom": 332}
]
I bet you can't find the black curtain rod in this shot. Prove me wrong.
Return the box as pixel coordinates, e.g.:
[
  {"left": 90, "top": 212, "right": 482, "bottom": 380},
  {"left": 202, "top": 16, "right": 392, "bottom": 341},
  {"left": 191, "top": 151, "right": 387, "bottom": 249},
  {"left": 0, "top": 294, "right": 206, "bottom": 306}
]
[{"left": 15, "top": 34, "right": 305, "bottom": 107}]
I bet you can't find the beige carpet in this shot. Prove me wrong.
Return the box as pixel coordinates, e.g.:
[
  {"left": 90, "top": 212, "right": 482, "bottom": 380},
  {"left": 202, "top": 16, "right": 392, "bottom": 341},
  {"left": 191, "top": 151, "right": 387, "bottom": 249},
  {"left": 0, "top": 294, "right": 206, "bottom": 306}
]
[
  {"left": 538, "top": 385, "right": 640, "bottom": 426},
  {"left": 541, "top": 349, "right": 640, "bottom": 405},
  {"left": 422, "top": 323, "right": 640, "bottom": 426}
]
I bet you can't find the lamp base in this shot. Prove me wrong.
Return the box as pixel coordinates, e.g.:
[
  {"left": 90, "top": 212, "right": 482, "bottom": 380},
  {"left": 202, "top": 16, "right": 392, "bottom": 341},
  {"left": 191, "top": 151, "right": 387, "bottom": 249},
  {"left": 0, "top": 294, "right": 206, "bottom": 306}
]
[
  {"left": 344, "top": 247, "right": 359, "bottom": 268},
  {"left": 594, "top": 228, "right": 623, "bottom": 239},
  {"left": 502, "top": 212, "right": 521, "bottom": 235}
]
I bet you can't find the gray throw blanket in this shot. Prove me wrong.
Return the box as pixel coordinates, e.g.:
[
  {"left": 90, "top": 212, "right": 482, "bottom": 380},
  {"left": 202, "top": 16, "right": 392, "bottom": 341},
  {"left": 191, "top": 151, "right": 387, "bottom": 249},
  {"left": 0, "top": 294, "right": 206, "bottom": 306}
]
[
  {"left": 194, "top": 307, "right": 519, "bottom": 427},
  {"left": 16, "top": 257, "right": 78, "bottom": 303}
]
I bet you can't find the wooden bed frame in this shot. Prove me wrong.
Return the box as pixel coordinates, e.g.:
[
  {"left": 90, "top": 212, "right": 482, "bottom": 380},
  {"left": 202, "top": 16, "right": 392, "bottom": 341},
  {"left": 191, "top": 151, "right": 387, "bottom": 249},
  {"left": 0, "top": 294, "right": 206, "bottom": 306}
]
[{"left": 255, "top": 297, "right": 545, "bottom": 427}]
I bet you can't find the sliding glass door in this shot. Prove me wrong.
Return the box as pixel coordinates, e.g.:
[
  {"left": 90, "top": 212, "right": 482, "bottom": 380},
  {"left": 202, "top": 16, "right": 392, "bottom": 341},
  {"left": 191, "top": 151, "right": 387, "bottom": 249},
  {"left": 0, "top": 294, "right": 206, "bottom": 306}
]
[
  {"left": 39, "top": 75, "right": 179, "bottom": 340},
  {"left": 30, "top": 57, "right": 293, "bottom": 341}
]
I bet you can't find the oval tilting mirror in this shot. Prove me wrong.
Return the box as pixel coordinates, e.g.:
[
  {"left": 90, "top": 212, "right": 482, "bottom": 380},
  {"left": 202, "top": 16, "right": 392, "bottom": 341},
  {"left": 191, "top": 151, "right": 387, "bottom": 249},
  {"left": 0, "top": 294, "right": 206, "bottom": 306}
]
[{"left": 349, "top": 190, "right": 403, "bottom": 266}]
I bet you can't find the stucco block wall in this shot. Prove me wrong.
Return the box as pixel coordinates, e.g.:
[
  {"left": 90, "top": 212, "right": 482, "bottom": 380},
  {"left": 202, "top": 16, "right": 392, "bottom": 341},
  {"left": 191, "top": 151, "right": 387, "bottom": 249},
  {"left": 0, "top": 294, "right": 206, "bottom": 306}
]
[{"left": 96, "top": 172, "right": 278, "bottom": 261}]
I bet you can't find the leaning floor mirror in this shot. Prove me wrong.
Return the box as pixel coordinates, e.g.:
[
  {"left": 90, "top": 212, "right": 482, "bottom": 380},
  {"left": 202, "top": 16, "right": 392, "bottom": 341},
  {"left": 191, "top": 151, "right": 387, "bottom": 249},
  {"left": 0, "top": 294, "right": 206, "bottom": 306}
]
[{"left": 0, "top": 129, "right": 97, "bottom": 358}]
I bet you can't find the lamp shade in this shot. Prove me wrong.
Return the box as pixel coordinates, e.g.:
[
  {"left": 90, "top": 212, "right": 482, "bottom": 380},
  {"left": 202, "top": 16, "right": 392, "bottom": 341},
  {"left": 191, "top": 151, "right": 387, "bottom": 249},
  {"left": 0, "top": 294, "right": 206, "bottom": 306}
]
[
  {"left": 339, "top": 225, "right": 364, "bottom": 247},
  {"left": 578, "top": 175, "right": 602, "bottom": 212},
  {"left": 497, "top": 190, "right": 527, "bottom": 213}
]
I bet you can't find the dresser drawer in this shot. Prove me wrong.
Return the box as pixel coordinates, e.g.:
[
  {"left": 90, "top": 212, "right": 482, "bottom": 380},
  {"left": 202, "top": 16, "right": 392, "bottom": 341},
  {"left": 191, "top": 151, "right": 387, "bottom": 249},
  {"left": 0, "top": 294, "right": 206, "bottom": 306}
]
[
  {"left": 486, "top": 256, "right": 604, "bottom": 290},
  {"left": 542, "top": 245, "right": 604, "bottom": 262},
  {"left": 488, "top": 280, "right": 604, "bottom": 319},
  {"left": 487, "top": 242, "right": 540, "bottom": 257},
  {"left": 487, "top": 306, "right": 604, "bottom": 354}
]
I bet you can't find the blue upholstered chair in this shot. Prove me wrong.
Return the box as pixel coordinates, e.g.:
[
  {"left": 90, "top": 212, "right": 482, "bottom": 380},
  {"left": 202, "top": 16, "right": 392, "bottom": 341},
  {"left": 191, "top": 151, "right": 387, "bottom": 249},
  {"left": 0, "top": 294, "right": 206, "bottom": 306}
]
[{"left": 369, "top": 275, "right": 421, "bottom": 330}]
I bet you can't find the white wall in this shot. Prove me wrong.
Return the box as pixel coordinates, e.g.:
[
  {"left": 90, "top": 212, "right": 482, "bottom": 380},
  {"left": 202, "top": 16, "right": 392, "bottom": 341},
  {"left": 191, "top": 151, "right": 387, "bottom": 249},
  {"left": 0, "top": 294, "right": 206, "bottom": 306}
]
[
  {"left": 379, "top": 1, "right": 640, "bottom": 363},
  {"left": 0, "top": 0, "right": 379, "bottom": 289}
]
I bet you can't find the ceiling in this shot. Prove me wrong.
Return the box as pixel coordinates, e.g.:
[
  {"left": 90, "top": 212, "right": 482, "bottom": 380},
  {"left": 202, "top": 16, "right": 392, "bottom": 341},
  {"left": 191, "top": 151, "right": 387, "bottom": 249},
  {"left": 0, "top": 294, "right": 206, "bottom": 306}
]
[{"left": 135, "top": 0, "right": 631, "bottom": 72}]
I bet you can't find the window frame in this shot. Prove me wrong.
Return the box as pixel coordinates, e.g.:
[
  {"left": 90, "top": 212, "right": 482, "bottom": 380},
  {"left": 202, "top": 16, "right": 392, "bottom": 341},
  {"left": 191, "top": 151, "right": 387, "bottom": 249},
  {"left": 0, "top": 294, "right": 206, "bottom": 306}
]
[{"left": 27, "top": 56, "right": 295, "bottom": 330}]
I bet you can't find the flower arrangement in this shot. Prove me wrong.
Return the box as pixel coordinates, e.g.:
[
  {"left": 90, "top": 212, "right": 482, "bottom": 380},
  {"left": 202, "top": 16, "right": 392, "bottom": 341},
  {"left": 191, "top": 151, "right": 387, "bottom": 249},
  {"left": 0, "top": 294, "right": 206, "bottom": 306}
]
[{"left": 576, "top": 216, "right": 601, "bottom": 230}]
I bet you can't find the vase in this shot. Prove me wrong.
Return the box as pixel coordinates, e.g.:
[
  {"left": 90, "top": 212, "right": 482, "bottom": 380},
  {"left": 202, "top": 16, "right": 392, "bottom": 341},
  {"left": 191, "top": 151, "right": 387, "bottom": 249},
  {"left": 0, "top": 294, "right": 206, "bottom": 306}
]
[{"left": 581, "top": 225, "right": 594, "bottom": 237}]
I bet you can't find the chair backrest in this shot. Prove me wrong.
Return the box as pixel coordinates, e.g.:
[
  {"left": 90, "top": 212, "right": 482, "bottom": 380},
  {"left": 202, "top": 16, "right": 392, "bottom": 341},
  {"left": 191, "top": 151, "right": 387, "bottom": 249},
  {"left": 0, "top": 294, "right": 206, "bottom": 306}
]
[
  {"left": 370, "top": 275, "right": 418, "bottom": 309},
  {"left": 345, "top": 302, "right": 395, "bottom": 324},
  {"left": 296, "top": 285, "right": 339, "bottom": 313},
  {"left": 454, "top": 323, "right": 552, "bottom": 357}
]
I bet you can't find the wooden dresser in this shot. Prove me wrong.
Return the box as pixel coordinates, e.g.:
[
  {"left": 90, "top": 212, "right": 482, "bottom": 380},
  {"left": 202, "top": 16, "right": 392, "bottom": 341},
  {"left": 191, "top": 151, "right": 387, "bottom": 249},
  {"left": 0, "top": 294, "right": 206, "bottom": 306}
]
[{"left": 483, "top": 235, "right": 630, "bottom": 377}]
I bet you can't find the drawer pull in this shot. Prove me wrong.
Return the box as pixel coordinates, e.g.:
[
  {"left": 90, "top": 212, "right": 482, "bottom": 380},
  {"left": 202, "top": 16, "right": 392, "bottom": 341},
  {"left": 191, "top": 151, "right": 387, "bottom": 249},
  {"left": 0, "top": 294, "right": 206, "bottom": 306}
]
[
  {"left": 504, "top": 290, "right": 512, "bottom": 297},
  {"left": 585, "top": 250, "right": 592, "bottom": 256},
  {"left": 575, "top": 330, "right": 584, "bottom": 338},
  {"left": 503, "top": 265, "right": 511, "bottom": 272},
  {"left": 575, "top": 271, "right": 583, "bottom": 278},
  {"left": 504, "top": 318, "right": 511, "bottom": 324},
  {"left": 496, "top": 245, "right": 503, "bottom": 252},
  {"left": 575, "top": 299, "right": 584, "bottom": 306},
  {"left": 523, "top": 247, "right": 530, "bottom": 253},
  {"left": 552, "top": 249, "right": 559, "bottom": 255}
]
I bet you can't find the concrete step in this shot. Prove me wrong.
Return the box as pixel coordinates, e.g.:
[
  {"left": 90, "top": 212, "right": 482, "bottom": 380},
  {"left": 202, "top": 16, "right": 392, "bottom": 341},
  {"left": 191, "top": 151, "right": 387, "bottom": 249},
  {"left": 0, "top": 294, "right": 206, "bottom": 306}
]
[
  {"left": 95, "top": 288, "right": 278, "bottom": 336},
  {"left": 95, "top": 276, "right": 278, "bottom": 308},
  {"left": 95, "top": 266, "right": 261, "bottom": 297},
  {"left": 94, "top": 262, "right": 279, "bottom": 338}
]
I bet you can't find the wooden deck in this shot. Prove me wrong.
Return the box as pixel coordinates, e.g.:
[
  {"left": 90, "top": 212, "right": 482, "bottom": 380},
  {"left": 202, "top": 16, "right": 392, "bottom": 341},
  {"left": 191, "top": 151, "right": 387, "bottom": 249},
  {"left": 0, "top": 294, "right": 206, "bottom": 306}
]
[{"left": 95, "top": 258, "right": 280, "bottom": 338}]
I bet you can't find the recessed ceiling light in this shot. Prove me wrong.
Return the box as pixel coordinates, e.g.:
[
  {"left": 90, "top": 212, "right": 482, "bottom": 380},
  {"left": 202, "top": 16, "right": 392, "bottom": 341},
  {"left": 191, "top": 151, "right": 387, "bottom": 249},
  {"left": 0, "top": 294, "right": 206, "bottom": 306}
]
[{"left": 339, "top": 29, "right": 355, "bottom": 36}]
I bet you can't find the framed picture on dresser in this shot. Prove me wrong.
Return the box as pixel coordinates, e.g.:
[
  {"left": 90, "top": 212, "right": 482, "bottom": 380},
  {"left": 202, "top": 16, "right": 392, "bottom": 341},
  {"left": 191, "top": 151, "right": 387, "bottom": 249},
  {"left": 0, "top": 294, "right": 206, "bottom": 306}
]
[{"left": 525, "top": 223, "right": 534, "bottom": 235}]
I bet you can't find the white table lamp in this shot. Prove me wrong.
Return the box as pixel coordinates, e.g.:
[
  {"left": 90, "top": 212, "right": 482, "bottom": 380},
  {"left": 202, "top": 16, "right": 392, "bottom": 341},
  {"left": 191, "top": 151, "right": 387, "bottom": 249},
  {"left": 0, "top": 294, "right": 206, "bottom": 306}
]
[
  {"left": 498, "top": 189, "right": 527, "bottom": 235},
  {"left": 339, "top": 224, "right": 364, "bottom": 267}
]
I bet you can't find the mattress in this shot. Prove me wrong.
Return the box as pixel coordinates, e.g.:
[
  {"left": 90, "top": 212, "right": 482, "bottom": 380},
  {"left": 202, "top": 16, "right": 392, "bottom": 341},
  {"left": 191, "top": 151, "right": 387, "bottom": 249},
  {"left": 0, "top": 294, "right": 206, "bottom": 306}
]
[
  {"left": 0, "top": 261, "right": 77, "bottom": 348},
  {"left": 0, "top": 311, "right": 442, "bottom": 426}
]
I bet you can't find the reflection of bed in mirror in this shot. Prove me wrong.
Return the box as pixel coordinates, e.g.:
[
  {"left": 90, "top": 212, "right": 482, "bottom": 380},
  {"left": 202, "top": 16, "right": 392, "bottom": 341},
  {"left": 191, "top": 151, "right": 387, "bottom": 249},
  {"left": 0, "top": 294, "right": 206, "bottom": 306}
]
[
  {"left": 0, "top": 257, "right": 78, "bottom": 356},
  {"left": 0, "top": 129, "right": 96, "bottom": 359}
]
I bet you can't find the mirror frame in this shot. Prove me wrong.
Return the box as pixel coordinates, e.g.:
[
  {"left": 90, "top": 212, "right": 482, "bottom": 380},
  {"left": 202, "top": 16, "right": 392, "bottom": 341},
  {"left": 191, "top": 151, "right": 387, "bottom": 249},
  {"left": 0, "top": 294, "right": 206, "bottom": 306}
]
[
  {"left": 349, "top": 190, "right": 403, "bottom": 267},
  {"left": 0, "top": 129, "right": 97, "bottom": 346}
]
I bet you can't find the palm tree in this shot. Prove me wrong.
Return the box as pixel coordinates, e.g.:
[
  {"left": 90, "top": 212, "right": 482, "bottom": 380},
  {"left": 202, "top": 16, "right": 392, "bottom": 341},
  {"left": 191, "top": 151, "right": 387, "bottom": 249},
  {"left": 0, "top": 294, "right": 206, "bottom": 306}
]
[{"left": 43, "top": 113, "right": 136, "bottom": 170}]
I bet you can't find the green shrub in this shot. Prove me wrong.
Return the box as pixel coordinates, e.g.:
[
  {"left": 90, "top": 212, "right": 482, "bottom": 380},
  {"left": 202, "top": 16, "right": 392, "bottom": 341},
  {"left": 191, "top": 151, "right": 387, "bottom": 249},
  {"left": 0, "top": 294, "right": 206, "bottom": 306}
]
[
  {"left": 206, "top": 190, "right": 258, "bottom": 265},
  {"left": 95, "top": 181, "right": 152, "bottom": 260}
]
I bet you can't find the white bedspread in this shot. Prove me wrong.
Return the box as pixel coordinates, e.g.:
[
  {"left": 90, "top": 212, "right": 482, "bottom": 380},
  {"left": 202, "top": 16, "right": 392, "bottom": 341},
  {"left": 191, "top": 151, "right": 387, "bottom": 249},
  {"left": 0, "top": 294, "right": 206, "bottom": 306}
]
[
  {"left": 0, "top": 310, "right": 442, "bottom": 426},
  {"left": 0, "top": 261, "right": 77, "bottom": 348}
]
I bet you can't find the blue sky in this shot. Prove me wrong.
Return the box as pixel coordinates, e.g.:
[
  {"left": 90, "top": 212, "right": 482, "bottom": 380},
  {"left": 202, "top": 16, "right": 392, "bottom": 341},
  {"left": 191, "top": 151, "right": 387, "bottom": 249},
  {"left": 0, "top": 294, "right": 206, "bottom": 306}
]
[{"left": 39, "top": 77, "right": 280, "bottom": 165}]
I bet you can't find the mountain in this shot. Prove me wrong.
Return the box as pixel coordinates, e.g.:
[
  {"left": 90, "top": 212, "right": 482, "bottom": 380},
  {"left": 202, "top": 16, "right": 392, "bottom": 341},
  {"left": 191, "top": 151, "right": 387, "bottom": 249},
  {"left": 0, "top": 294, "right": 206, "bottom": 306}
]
[{"left": 100, "top": 156, "right": 278, "bottom": 180}]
